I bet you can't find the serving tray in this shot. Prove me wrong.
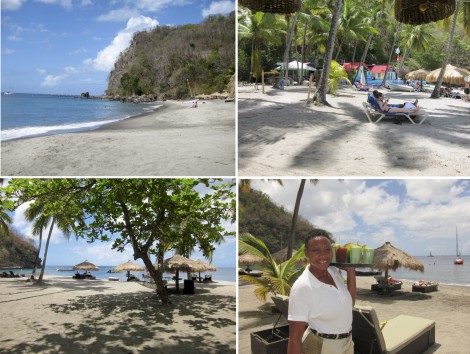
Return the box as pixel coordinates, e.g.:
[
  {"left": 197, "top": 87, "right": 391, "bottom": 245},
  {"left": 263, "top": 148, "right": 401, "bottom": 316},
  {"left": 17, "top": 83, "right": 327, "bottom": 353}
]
[{"left": 330, "top": 263, "right": 373, "bottom": 267}]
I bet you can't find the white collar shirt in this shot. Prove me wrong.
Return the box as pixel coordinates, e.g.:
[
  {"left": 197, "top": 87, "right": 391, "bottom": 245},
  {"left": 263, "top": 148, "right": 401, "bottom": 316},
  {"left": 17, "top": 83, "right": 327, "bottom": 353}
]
[{"left": 288, "top": 265, "right": 353, "bottom": 334}]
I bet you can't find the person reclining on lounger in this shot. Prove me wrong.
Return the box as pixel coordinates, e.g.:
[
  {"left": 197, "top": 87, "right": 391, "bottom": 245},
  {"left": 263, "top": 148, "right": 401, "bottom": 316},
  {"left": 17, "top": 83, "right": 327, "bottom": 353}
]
[{"left": 372, "top": 90, "right": 419, "bottom": 113}]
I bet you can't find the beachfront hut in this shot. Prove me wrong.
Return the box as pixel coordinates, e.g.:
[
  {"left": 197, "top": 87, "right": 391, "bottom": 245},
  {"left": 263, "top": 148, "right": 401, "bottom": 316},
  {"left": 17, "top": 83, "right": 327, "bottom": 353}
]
[
  {"left": 274, "top": 61, "right": 316, "bottom": 83},
  {"left": 372, "top": 242, "right": 424, "bottom": 280},
  {"left": 114, "top": 260, "right": 144, "bottom": 280},
  {"left": 342, "top": 62, "right": 372, "bottom": 84},
  {"left": 426, "top": 64, "right": 470, "bottom": 85},
  {"left": 369, "top": 65, "right": 399, "bottom": 83}
]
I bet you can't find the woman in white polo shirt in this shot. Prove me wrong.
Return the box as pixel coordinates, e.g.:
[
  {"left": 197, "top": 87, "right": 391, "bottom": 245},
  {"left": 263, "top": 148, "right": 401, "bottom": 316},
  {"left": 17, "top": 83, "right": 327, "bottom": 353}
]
[{"left": 287, "top": 229, "right": 356, "bottom": 354}]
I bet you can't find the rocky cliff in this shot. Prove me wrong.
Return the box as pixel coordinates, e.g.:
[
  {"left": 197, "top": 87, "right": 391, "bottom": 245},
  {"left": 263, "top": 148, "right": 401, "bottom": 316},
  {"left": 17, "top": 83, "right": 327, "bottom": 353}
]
[
  {"left": 0, "top": 228, "right": 40, "bottom": 268},
  {"left": 106, "top": 13, "right": 235, "bottom": 100}
]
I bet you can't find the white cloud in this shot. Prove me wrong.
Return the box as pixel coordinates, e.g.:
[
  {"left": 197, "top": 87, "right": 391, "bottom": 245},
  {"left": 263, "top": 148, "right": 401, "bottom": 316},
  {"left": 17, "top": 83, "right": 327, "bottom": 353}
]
[
  {"left": 84, "top": 15, "right": 158, "bottom": 72},
  {"left": 96, "top": 7, "right": 139, "bottom": 22},
  {"left": 1, "top": 0, "right": 26, "bottom": 11},
  {"left": 69, "top": 47, "right": 88, "bottom": 55},
  {"left": 7, "top": 35, "right": 22, "bottom": 42},
  {"left": 131, "top": 0, "right": 191, "bottom": 12},
  {"left": 2, "top": 48, "right": 15, "bottom": 55},
  {"left": 41, "top": 74, "right": 67, "bottom": 87},
  {"left": 36, "top": 68, "right": 46, "bottom": 74},
  {"left": 202, "top": 0, "right": 234, "bottom": 17},
  {"left": 34, "top": 0, "right": 73, "bottom": 11},
  {"left": 70, "top": 243, "right": 137, "bottom": 265}
]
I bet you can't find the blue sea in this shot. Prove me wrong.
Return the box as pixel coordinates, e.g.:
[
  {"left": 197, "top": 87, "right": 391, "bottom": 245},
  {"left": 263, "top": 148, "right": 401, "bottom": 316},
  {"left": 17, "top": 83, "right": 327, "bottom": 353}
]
[
  {"left": 384, "top": 255, "right": 470, "bottom": 286},
  {"left": 1, "top": 93, "right": 161, "bottom": 141},
  {"left": 2, "top": 265, "right": 236, "bottom": 283}
]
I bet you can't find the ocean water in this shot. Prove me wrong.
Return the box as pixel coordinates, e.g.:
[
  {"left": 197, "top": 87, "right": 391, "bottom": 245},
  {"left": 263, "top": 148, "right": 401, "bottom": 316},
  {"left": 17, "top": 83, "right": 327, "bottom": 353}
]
[
  {"left": 2, "top": 265, "right": 236, "bottom": 283},
  {"left": 385, "top": 255, "right": 470, "bottom": 286},
  {"left": 1, "top": 93, "right": 160, "bottom": 141}
]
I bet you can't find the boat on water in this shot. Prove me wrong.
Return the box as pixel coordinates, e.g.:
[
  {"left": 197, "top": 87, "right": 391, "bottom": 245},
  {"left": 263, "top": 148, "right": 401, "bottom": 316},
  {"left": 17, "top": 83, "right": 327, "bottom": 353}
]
[
  {"left": 388, "top": 82, "right": 415, "bottom": 92},
  {"left": 454, "top": 226, "right": 464, "bottom": 265},
  {"left": 3, "top": 91, "right": 13, "bottom": 95},
  {"left": 428, "top": 251, "right": 434, "bottom": 257},
  {"left": 56, "top": 268, "right": 74, "bottom": 271}
]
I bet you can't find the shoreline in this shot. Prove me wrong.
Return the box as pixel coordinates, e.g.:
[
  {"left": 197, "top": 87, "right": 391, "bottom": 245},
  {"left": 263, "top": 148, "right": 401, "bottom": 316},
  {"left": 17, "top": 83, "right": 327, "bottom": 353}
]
[
  {"left": 1, "top": 99, "right": 235, "bottom": 176},
  {"left": 239, "top": 277, "right": 470, "bottom": 353}
]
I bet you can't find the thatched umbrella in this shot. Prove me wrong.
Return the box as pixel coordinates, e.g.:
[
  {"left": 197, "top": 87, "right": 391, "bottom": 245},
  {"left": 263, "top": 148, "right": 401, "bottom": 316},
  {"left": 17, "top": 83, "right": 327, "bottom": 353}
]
[
  {"left": 426, "top": 64, "right": 470, "bottom": 85},
  {"left": 192, "top": 259, "right": 217, "bottom": 281},
  {"left": 163, "top": 255, "right": 198, "bottom": 292},
  {"left": 372, "top": 242, "right": 424, "bottom": 279},
  {"left": 114, "top": 260, "right": 144, "bottom": 279},
  {"left": 405, "top": 69, "right": 430, "bottom": 89},
  {"left": 395, "top": 0, "right": 455, "bottom": 25},
  {"left": 73, "top": 260, "right": 99, "bottom": 271},
  {"left": 238, "top": 253, "right": 264, "bottom": 271},
  {"left": 239, "top": 0, "right": 301, "bottom": 14}
]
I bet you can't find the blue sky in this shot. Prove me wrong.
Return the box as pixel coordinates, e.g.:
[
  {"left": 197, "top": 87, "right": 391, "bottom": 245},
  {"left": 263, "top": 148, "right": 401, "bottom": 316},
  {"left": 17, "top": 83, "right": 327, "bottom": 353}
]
[
  {"left": 250, "top": 179, "right": 470, "bottom": 257},
  {"left": 1, "top": 0, "right": 235, "bottom": 95},
  {"left": 6, "top": 178, "right": 236, "bottom": 268}
]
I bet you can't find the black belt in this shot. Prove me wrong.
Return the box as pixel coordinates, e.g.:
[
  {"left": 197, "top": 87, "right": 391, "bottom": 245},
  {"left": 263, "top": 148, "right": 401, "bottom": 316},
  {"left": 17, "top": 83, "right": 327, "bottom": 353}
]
[{"left": 310, "top": 328, "right": 352, "bottom": 339}]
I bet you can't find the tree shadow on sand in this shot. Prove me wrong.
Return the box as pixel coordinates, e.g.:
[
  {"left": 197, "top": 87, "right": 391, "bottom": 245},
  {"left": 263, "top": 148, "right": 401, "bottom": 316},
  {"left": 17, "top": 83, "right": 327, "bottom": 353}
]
[{"left": 2, "top": 289, "right": 235, "bottom": 354}]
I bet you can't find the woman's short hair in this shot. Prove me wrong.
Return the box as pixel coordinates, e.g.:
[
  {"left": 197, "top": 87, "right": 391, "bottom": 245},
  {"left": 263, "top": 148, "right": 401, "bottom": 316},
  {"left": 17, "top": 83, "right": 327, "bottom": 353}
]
[{"left": 304, "top": 229, "right": 334, "bottom": 249}]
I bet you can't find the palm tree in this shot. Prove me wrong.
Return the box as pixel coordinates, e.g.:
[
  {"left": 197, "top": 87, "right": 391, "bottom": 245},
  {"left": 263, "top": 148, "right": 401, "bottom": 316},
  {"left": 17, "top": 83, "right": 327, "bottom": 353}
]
[
  {"left": 431, "top": 0, "right": 462, "bottom": 98},
  {"left": 238, "top": 10, "right": 282, "bottom": 87},
  {"left": 397, "top": 24, "right": 433, "bottom": 77},
  {"left": 327, "top": 60, "right": 352, "bottom": 94},
  {"left": 313, "top": 0, "right": 343, "bottom": 106},
  {"left": 239, "top": 233, "right": 305, "bottom": 301},
  {"left": 0, "top": 179, "right": 12, "bottom": 237}
]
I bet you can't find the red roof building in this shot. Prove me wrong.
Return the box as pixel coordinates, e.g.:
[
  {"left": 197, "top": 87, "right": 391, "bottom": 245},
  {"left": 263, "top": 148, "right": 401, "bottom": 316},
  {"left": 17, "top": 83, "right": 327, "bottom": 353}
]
[{"left": 369, "top": 65, "right": 398, "bottom": 80}]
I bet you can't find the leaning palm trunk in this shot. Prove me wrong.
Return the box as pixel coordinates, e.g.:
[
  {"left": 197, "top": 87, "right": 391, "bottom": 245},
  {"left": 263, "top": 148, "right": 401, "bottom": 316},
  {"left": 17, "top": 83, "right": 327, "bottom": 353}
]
[
  {"left": 287, "top": 180, "right": 306, "bottom": 259},
  {"left": 283, "top": 10, "right": 301, "bottom": 82},
  {"left": 313, "top": 0, "right": 343, "bottom": 106},
  {"left": 32, "top": 229, "right": 43, "bottom": 276},
  {"left": 431, "top": 0, "right": 461, "bottom": 99},
  {"left": 37, "top": 219, "right": 55, "bottom": 283},
  {"left": 381, "top": 23, "right": 401, "bottom": 88}
]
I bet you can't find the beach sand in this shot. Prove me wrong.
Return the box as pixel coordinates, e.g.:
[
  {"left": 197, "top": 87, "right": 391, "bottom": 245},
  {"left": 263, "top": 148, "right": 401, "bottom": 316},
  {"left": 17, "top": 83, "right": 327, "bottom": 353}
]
[
  {"left": 0, "top": 276, "right": 235, "bottom": 353},
  {"left": 238, "top": 85, "right": 470, "bottom": 176},
  {"left": 239, "top": 277, "right": 470, "bottom": 354},
  {"left": 1, "top": 100, "right": 235, "bottom": 176}
]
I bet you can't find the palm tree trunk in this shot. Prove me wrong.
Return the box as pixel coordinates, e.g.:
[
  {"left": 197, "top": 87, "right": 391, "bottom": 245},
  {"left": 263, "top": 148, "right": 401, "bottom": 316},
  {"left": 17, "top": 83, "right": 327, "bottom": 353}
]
[
  {"left": 431, "top": 0, "right": 461, "bottom": 99},
  {"left": 37, "top": 219, "right": 55, "bottom": 284},
  {"left": 283, "top": 11, "right": 301, "bottom": 82},
  {"left": 314, "top": 0, "right": 343, "bottom": 106},
  {"left": 287, "top": 180, "right": 306, "bottom": 259},
  {"left": 300, "top": 22, "right": 308, "bottom": 85},
  {"left": 32, "top": 229, "right": 43, "bottom": 276},
  {"left": 381, "top": 23, "right": 401, "bottom": 87}
]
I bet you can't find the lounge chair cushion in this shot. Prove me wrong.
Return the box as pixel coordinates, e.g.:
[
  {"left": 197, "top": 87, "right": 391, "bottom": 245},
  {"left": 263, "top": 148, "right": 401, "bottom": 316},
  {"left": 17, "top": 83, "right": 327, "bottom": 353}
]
[{"left": 353, "top": 305, "right": 435, "bottom": 354}]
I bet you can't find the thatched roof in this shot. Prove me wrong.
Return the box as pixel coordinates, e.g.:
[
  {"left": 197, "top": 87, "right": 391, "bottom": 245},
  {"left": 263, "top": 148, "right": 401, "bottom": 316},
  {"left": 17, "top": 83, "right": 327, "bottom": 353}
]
[
  {"left": 114, "top": 260, "right": 144, "bottom": 272},
  {"left": 426, "top": 64, "right": 470, "bottom": 85},
  {"left": 163, "top": 255, "right": 197, "bottom": 272},
  {"left": 73, "top": 260, "right": 99, "bottom": 271},
  {"left": 405, "top": 69, "right": 430, "bottom": 81},
  {"left": 395, "top": 0, "right": 455, "bottom": 25},
  {"left": 193, "top": 259, "right": 217, "bottom": 272},
  {"left": 239, "top": 0, "right": 301, "bottom": 14},
  {"left": 372, "top": 242, "right": 424, "bottom": 274},
  {"left": 238, "top": 253, "right": 263, "bottom": 266}
]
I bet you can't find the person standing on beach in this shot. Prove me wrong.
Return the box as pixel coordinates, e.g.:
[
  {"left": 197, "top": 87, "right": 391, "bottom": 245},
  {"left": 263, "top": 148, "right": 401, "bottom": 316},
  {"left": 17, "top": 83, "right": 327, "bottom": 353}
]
[{"left": 287, "top": 229, "right": 356, "bottom": 354}]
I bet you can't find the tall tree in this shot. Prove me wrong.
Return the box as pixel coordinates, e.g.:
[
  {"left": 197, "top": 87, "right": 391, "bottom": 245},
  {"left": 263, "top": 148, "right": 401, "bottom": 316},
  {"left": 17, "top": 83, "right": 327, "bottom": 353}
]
[
  {"left": 77, "top": 178, "right": 235, "bottom": 305},
  {"left": 0, "top": 180, "right": 12, "bottom": 237},
  {"left": 431, "top": 0, "right": 462, "bottom": 98},
  {"left": 313, "top": 0, "right": 343, "bottom": 106}
]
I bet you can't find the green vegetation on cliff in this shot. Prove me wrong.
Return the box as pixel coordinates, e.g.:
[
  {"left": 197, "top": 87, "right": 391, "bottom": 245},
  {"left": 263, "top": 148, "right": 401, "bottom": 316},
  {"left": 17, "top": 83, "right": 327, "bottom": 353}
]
[
  {"left": 107, "top": 13, "right": 235, "bottom": 99},
  {"left": 0, "top": 228, "right": 39, "bottom": 268},
  {"left": 239, "top": 188, "right": 319, "bottom": 253}
]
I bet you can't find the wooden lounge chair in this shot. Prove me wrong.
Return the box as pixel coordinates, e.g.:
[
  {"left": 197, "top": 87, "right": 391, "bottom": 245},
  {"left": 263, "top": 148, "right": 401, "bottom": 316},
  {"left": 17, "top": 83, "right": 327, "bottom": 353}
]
[
  {"left": 352, "top": 305, "right": 435, "bottom": 354},
  {"left": 362, "top": 93, "right": 427, "bottom": 125}
]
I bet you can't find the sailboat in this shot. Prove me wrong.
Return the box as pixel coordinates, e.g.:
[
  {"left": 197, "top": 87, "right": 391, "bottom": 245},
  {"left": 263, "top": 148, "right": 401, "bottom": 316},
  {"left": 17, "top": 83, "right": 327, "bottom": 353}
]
[
  {"left": 454, "top": 226, "right": 464, "bottom": 265},
  {"left": 428, "top": 251, "right": 434, "bottom": 257},
  {"left": 3, "top": 81, "right": 14, "bottom": 95}
]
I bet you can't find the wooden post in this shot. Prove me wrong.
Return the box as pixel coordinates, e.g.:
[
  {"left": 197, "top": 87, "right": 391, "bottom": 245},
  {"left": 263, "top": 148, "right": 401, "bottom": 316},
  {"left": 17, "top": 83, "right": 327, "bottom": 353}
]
[
  {"left": 262, "top": 71, "right": 265, "bottom": 94},
  {"left": 307, "top": 73, "right": 313, "bottom": 100}
]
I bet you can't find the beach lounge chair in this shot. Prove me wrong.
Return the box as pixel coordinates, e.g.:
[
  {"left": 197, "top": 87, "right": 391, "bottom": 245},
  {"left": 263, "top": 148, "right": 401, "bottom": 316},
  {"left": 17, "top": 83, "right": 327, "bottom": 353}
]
[
  {"left": 352, "top": 305, "right": 435, "bottom": 354},
  {"left": 362, "top": 93, "right": 427, "bottom": 125},
  {"left": 354, "top": 82, "right": 371, "bottom": 91}
]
